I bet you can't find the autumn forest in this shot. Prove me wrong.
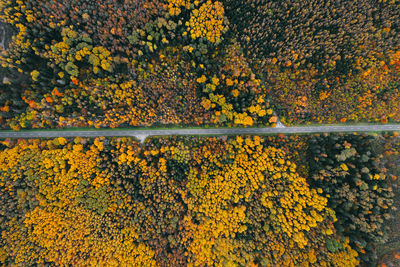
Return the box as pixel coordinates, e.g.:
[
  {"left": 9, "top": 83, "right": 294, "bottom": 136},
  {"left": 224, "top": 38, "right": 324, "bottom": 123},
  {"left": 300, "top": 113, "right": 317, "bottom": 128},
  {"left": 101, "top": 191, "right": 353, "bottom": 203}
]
[
  {"left": 0, "top": 134, "right": 398, "bottom": 266},
  {"left": 0, "top": 0, "right": 399, "bottom": 266}
]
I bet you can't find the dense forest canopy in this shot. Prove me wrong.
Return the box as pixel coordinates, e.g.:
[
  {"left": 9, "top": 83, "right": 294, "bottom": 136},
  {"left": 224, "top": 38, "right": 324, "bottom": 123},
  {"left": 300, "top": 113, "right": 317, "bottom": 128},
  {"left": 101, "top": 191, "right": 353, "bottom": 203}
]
[
  {"left": 0, "top": 0, "right": 399, "bottom": 265},
  {"left": 0, "top": 134, "right": 396, "bottom": 266},
  {"left": 0, "top": 0, "right": 398, "bottom": 129}
]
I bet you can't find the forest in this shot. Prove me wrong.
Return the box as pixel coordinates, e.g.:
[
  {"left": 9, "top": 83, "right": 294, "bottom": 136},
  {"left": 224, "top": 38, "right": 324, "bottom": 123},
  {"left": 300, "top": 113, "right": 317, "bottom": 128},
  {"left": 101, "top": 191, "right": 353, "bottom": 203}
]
[
  {"left": 0, "top": 133, "right": 398, "bottom": 266},
  {"left": 0, "top": 0, "right": 398, "bottom": 129},
  {"left": 1, "top": 0, "right": 399, "bottom": 266}
]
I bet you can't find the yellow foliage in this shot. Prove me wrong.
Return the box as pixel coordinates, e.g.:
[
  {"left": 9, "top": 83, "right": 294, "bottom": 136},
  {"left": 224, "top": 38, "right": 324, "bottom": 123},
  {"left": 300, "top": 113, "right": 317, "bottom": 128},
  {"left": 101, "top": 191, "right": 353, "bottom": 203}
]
[
  {"left": 330, "top": 238, "right": 359, "bottom": 267},
  {"left": 201, "top": 98, "right": 212, "bottom": 110},
  {"left": 226, "top": 78, "right": 234, "bottom": 86},
  {"left": 232, "top": 89, "right": 239, "bottom": 97},
  {"left": 187, "top": 1, "right": 225, "bottom": 43},
  {"left": 212, "top": 75, "right": 220, "bottom": 85},
  {"left": 340, "top": 163, "right": 349, "bottom": 171},
  {"left": 0, "top": 137, "right": 359, "bottom": 266},
  {"left": 167, "top": 0, "right": 188, "bottom": 16},
  {"left": 180, "top": 137, "right": 352, "bottom": 265},
  {"left": 30, "top": 70, "right": 40, "bottom": 82},
  {"left": 0, "top": 138, "right": 156, "bottom": 266},
  {"left": 196, "top": 75, "right": 207, "bottom": 83},
  {"left": 57, "top": 137, "right": 67, "bottom": 146}
]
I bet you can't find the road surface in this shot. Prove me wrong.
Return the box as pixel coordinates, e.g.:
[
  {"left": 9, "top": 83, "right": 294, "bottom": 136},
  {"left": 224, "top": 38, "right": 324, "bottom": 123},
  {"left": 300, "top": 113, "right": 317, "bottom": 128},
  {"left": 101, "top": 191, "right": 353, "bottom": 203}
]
[{"left": 1, "top": 124, "right": 400, "bottom": 142}]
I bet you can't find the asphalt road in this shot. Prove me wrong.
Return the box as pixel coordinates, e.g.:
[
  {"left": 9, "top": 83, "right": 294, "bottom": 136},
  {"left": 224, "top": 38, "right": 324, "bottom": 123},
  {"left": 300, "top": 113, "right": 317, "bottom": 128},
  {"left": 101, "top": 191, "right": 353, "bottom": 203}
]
[{"left": 1, "top": 124, "right": 400, "bottom": 142}]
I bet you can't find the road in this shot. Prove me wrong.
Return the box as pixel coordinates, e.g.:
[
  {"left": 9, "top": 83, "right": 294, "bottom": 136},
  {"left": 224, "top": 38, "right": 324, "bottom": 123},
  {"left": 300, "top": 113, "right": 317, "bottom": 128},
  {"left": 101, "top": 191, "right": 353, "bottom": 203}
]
[{"left": 1, "top": 124, "right": 400, "bottom": 142}]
